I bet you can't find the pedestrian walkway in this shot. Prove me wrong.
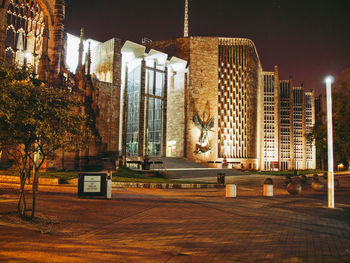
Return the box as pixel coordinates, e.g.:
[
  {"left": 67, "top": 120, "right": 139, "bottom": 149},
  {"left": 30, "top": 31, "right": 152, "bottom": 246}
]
[{"left": 0, "top": 175, "right": 349, "bottom": 262}]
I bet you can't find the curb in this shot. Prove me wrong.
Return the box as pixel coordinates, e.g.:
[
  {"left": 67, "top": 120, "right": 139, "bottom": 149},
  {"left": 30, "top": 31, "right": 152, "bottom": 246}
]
[
  {"left": 112, "top": 182, "right": 224, "bottom": 189},
  {"left": 0, "top": 175, "right": 223, "bottom": 189},
  {"left": 0, "top": 175, "right": 59, "bottom": 185}
]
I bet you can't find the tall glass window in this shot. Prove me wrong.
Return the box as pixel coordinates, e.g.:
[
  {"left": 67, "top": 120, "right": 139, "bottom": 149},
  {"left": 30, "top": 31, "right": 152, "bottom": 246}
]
[
  {"left": 146, "top": 67, "right": 165, "bottom": 156},
  {"left": 147, "top": 97, "right": 163, "bottom": 156},
  {"left": 126, "top": 66, "right": 141, "bottom": 156}
]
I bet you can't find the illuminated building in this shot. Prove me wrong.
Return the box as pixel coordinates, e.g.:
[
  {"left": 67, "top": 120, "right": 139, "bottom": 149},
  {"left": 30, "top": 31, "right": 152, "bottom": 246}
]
[
  {"left": 292, "top": 86, "right": 306, "bottom": 170},
  {"left": 305, "top": 91, "right": 316, "bottom": 169},
  {"left": 278, "top": 80, "right": 316, "bottom": 170},
  {"left": 262, "top": 67, "right": 280, "bottom": 171},
  {"left": 145, "top": 37, "right": 264, "bottom": 169},
  {"left": 119, "top": 41, "right": 187, "bottom": 157},
  {"left": 279, "top": 79, "right": 294, "bottom": 170},
  {"left": 0, "top": 1, "right": 317, "bottom": 171}
]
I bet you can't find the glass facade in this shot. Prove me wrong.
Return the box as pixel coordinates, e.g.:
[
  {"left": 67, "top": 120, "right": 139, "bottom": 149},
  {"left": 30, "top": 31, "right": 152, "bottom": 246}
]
[
  {"left": 126, "top": 63, "right": 165, "bottom": 157},
  {"left": 280, "top": 80, "right": 291, "bottom": 170},
  {"left": 263, "top": 73, "right": 277, "bottom": 170},
  {"left": 126, "top": 65, "right": 141, "bottom": 156},
  {"left": 293, "top": 87, "right": 304, "bottom": 169},
  {"left": 146, "top": 67, "right": 165, "bottom": 156},
  {"left": 305, "top": 92, "right": 315, "bottom": 169}
]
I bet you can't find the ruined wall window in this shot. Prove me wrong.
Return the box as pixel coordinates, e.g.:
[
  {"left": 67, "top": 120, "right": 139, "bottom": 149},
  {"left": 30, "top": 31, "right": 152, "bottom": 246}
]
[{"left": 5, "top": 0, "right": 45, "bottom": 73}]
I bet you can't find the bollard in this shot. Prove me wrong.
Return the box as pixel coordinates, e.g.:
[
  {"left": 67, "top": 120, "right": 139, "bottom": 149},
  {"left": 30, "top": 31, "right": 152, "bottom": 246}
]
[
  {"left": 311, "top": 178, "right": 324, "bottom": 191},
  {"left": 226, "top": 184, "right": 236, "bottom": 198},
  {"left": 106, "top": 174, "right": 112, "bottom": 199},
  {"left": 263, "top": 178, "right": 273, "bottom": 197},
  {"left": 287, "top": 181, "right": 302, "bottom": 195}
]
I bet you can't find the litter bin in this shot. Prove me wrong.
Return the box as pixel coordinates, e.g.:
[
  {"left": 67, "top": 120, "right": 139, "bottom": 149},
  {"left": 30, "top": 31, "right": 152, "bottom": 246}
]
[{"left": 217, "top": 173, "right": 225, "bottom": 184}]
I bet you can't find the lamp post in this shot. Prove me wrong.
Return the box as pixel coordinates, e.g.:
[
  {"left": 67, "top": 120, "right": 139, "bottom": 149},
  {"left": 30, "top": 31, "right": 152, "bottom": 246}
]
[{"left": 325, "top": 76, "right": 334, "bottom": 208}]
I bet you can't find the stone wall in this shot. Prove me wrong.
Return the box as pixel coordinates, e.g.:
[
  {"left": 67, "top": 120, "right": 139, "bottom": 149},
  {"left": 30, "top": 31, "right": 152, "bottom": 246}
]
[
  {"left": 146, "top": 37, "right": 219, "bottom": 165},
  {"left": 187, "top": 37, "right": 219, "bottom": 165},
  {"left": 93, "top": 38, "right": 121, "bottom": 153},
  {"left": 166, "top": 68, "right": 186, "bottom": 157},
  {"left": 94, "top": 80, "right": 119, "bottom": 152}
]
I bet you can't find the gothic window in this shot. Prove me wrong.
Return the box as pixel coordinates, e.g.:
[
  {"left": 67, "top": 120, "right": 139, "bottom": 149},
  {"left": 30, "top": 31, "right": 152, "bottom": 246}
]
[
  {"left": 5, "top": 47, "right": 15, "bottom": 63},
  {"left": 6, "top": 26, "right": 16, "bottom": 48},
  {"left": 7, "top": 11, "right": 12, "bottom": 25},
  {"left": 5, "top": 0, "right": 46, "bottom": 73}
]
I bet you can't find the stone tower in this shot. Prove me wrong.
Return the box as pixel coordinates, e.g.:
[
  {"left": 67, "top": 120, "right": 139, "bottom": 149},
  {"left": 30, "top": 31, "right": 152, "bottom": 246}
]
[{"left": 184, "top": 0, "right": 189, "bottom": 37}]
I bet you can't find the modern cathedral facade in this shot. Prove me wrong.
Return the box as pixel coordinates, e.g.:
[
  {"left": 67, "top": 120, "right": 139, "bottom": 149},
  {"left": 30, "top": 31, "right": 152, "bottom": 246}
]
[{"left": 0, "top": 0, "right": 316, "bottom": 171}]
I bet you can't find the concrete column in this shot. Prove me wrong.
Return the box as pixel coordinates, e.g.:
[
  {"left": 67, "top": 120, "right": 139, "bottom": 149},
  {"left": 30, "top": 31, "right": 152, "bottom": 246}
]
[
  {"left": 162, "top": 66, "right": 168, "bottom": 157},
  {"left": 138, "top": 59, "right": 146, "bottom": 156},
  {"left": 289, "top": 78, "right": 295, "bottom": 170},
  {"left": 121, "top": 63, "right": 128, "bottom": 157},
  {"left": 274, "top": 66, "right": 280, "bottom": 169},
  {"left": 39, "top": 16, "right": 50, "bottom": 81},
  {"left": 184, "top": 71, "right": 188, "bottom": 158},
  {"left": 301, "top": 85, "right": 306, "bottom": 169},
  {"left": 49, "top": 0, "right": 65, "bottom": 81}
]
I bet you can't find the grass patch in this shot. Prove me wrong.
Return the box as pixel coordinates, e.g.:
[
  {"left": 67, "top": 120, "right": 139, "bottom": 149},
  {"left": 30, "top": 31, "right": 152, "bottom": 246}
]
[
  {"left": 40, "top": 167, "right": 211, "bottom": 184},
  {"left": 0, "top": 167, "right": 216, "bottom": 184},
  {"left": 112, "top": 167, "right": 208, "bottom": 184},
  {"left": 39, "top": 171, "right": 79, "bottom": 181}
]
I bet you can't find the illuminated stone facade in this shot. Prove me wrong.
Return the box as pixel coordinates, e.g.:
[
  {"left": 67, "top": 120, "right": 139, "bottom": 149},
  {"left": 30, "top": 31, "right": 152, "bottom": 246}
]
[
  {"left": 146, "top": 37, "right": 263, "bottom": 169},
  {"left": 305, "top": 91, "right": 316, "bottom": 169},
  {"left": 292, "top": 86, "right": 306, "bottom": 170},
  {"left": 0, "top": 1, "right": 317, "bottom": 170},
  {"left": 277, "top": 80, "right": 316, "bottom": 170},
  {"left": 262, "top": 68, "right": 280, "bottom": 170},
  {"left": 279, "top": 79, "right": 294, "bottom": 170}
]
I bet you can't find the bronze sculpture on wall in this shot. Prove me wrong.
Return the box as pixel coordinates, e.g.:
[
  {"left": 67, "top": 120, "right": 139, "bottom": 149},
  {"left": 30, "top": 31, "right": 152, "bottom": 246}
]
[{"left": 193, "top": 113, "right": 214, "bottom": 154}]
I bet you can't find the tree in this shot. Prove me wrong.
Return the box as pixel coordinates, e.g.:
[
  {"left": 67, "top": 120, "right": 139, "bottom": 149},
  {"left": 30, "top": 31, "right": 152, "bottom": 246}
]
[
  {"left": 0, "top": 62, "right": 94, "bottom": 219},
  {"left": 307, "top": 111, "right": 327, "bottom": 170},
  {"left": 332, "top": 70, "right": 350, "bottom": 170},
  {"left": 307, "top": 70, "right": 350, "bottom": 171}
]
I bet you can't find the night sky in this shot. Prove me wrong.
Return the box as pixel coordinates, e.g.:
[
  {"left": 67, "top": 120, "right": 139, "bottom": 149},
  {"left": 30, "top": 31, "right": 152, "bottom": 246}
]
[{"left": 65, "top": 0, "right": 350, "bottom": 95}]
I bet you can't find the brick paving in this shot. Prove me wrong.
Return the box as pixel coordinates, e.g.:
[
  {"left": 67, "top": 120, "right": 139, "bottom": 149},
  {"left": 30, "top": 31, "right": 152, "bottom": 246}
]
[{"left": 0, "top": 175, "right": 350, "bottom": 262}]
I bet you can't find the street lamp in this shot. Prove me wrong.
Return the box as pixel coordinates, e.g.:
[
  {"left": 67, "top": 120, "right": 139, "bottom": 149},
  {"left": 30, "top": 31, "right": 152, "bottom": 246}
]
[{"left": 325, "top": 75, "right": 334, "bottom": 208}]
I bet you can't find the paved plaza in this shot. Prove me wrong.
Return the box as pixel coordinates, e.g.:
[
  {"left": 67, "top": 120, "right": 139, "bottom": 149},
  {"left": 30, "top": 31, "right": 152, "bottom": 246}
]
[{"left": 0, "top": 175, "right": 350, "bottom": 262}]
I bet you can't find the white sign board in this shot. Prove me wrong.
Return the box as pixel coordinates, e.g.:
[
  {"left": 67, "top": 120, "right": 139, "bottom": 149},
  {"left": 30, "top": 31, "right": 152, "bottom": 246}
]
[
  {"left": 84, "top": 176, "right": 101, "bottom": 182},
  {"left": 83, "top": 176, "right": 101, "bottom": 193}
]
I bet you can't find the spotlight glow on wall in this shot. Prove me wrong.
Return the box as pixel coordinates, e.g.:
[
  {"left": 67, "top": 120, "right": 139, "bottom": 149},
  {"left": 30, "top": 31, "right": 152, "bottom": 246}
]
[{"left": 66, "top": 33, "right": 100, "bottom": 73}]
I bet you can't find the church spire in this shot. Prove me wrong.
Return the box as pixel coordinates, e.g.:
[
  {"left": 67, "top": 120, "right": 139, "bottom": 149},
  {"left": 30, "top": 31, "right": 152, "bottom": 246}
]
[
  {"left": 77, "top": 28, "right": 84, "bottom": 72},
  {"left": 184, "top": 0, "right": 189, "bottom": 37}
]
